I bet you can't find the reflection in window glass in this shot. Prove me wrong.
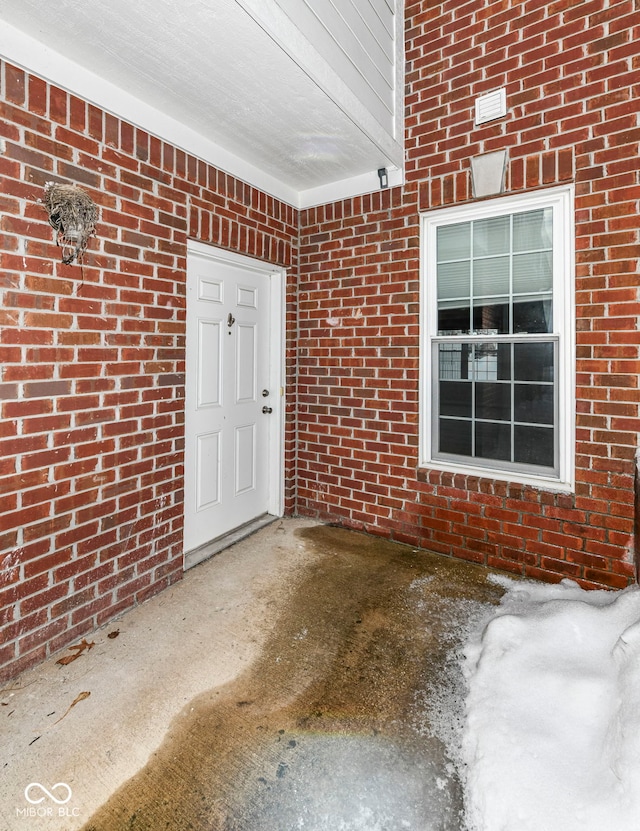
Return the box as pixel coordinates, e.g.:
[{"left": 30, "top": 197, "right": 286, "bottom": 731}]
[{"left": 473, "top": 300, "right": 509, "bottom": 334}]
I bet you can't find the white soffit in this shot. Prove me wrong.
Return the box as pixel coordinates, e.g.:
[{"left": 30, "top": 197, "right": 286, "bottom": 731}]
[{"left": 0, "top": 0, "right": 404, "bottom": 209}]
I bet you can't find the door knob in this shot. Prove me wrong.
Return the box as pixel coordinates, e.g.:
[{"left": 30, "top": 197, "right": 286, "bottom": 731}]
[{"left": 262, "top": 406, "right": 273, "bottom": 414}]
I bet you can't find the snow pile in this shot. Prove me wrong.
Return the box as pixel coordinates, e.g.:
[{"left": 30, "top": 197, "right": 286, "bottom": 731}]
[{"left": 462, "top": 577, "right": 640, "bottom": 831}]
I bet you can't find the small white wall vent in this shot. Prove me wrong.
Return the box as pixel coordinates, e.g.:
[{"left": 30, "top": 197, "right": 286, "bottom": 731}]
[{"left": 475, "top": 88, "right": 507, "bottom": 125}]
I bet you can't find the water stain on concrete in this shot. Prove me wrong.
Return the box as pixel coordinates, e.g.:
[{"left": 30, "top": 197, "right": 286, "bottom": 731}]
[{"left": 81, "top": 525, "right": 504, "bottom": 831}]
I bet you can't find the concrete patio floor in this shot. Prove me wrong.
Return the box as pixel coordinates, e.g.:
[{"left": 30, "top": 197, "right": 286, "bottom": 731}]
[{"left": 1, "top": 518, "right": 505, "bottom": 831}]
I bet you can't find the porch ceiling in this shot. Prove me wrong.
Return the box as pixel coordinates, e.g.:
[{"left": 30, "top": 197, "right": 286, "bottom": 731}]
[{"left": 0, "top": 0, "right": 401, "bottom": 207}]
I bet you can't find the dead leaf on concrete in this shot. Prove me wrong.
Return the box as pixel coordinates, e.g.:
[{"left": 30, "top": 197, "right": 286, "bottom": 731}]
[
  {"left": 56, "top": 638, "right": 95, "bottom": 666},
  {"left": 107, "top": 630, "right": 120, "bottom": 639},
  {"left": 53, "top": 691, "right": 90, "bottom": 725}
]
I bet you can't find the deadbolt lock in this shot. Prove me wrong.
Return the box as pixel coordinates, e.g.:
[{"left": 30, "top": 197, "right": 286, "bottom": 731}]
[{"left": 262, "top": 389, "right": 270, "bottom": 397}]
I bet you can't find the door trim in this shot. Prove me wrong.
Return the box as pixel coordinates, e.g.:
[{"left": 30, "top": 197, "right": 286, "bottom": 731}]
[{"left": 184, "top": 240, "right": 286, "bottom": 568}]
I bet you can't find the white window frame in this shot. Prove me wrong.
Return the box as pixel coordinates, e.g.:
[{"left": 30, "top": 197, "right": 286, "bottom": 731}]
[{"left": 419, "top": 185, "right": 575, "bottom": 492}]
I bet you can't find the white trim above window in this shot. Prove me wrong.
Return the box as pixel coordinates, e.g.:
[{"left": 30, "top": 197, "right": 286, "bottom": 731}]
[{"left": 419, "top": 186, "right": 575, "bottom": 492}]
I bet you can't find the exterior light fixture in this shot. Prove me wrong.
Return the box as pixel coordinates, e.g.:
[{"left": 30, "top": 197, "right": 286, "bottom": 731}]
[{"left": 42, "top": 182, "right": 98, "bottom": 264}]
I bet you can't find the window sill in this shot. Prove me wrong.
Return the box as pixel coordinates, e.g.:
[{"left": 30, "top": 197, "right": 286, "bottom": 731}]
[{"left": 417, "top": 460, "right": 574, "bottom": 494}]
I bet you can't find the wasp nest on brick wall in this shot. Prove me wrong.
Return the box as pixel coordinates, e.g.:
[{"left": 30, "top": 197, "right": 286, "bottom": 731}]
[{"left": 43, "top": 182, "right": 98, "bottom": 265}]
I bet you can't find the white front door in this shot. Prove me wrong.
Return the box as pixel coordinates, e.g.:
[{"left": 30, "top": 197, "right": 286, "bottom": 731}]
[{"left": 184, "top": 244, "right": 283, "bottom": 563}]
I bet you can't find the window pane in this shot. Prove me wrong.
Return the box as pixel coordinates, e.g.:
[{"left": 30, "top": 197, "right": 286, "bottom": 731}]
[
  {"left": 496, "top": 342, "right": 512, "bottom": 380},
  {"left": 513, "top": 208, "right": 552, "bottom": 252},
  {"left": 438, "top": 305, "right": 471, "bottom": 335},
  {"left": 438, "top": 222, "right": 470, "bottom": 260},
  {"left": 514, "top": 342, "right": 554, "bottom": 382},
  {"left": 513, "top": 252, "right": 553, "bottom": 294},
  {"left": 472, "top": 342, "right": 501, "bottom": 380},
  {"left": 473, "top": 300, "right": 509, "bottom": 334},
  {"left": 513, "top": 298, "right": 552, "bottom": 333},
  {"left": 474, "top": 256, "right": 510, "bottom": 296},
  {"left": 439, "top": 343, "right": 470, "bottom": 379},
  {"left": 440, "top": 381, "right": 472, "bottom": 418},
  {"left": 475, "top": 421, "right": 511, "bottom": 461},
  {"left": 476, "top": 382, "right": 511, "bottom": 421},
  {"left": 473, "top": 215, "right": 510, "bottom": 256},
  {"left": 440, "top": 418, "right": 472, "bottom": 455},
  {"left": 514, "top": 384, "right": 554, "bottom": 424},
  {"left": 437, "top": 261, "right": 470, "bottom": 300},
  {"left": 514, "top": 425, "right": 554, "bottom": 467}
]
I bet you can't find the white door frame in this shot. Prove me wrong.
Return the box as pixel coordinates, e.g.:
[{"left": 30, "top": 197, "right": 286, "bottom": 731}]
[{"left": 184, "top": 240, "right": 286, "bottom": 561}]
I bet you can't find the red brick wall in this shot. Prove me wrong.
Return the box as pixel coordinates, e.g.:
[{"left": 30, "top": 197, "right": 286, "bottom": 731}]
[
  {"left": 0, "top": 61, "right": 298, "bottom": 683},
  {"left": 297, "top": 0, "right": 640, "bottom": 589},
  {"left": 1, "top": 0, "right": 638, "bottom": 684}
]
